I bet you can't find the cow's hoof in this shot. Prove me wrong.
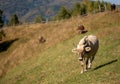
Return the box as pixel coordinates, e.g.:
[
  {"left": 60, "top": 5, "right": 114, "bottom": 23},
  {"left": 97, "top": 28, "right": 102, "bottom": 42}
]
[
  {"left": 88, "top": 65, "right": 91, "bottom": 69},
  {"left": 81, "top": 71, "right": 84, "bottom": 74},
  {"left": 84, "top": 69, "right": 87, "bottom": 72},
  {"left": 87, "top": 67, "right": 91, "bottom": 70}
]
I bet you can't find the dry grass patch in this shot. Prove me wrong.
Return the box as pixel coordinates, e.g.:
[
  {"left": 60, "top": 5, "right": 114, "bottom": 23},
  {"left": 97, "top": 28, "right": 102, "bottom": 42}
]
[{"left": 0, "top": 11, "right": 120, "bottom": 77}]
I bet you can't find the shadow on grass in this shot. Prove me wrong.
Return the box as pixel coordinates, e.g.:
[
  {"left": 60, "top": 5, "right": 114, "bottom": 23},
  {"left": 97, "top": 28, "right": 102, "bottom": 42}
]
[
  {"left": 0, "top": 38, "right": 19, "bottom": 52},
  {"left": 94, "top": 59, "right": 118, "bottom": 70}
]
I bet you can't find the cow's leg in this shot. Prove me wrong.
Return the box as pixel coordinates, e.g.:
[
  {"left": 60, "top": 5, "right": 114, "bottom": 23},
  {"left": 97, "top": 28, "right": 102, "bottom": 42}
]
[
  {"left": 88, "top": 56, "right": 94, "bottom": 69},
  {"left": 79, "top": 58, "right": 86, "bottom": 74},
  {"left": 85, "top": 58, "right": 89, "bottom": 70},
  {"left": 88, "top": 59, "right": 91, "bottom": 69},
  {"left": 80, "top": 60, "right": 84, "bottom": 74}
]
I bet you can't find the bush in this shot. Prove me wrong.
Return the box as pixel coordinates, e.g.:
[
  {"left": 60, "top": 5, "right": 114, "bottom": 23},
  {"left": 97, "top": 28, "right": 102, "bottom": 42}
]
[{"left": 9, "top": 14, "right": 19, "bottom": 26}]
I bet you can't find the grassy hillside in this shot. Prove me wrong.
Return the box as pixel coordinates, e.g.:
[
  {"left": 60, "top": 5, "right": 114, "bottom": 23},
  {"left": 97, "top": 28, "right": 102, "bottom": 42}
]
[{"left": 0, "top": 11, "right": 120, "bottom": 84}]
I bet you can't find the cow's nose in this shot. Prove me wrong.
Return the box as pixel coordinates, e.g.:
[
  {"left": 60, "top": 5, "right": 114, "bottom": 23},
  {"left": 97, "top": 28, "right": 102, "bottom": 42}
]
[{"left": 78, "top": 58, "right": 83, "bottom": 61}]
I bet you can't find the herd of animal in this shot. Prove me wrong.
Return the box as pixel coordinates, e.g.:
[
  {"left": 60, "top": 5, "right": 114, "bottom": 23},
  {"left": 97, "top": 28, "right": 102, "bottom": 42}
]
[
  {"left": 0, "top": 33, "right": 99, "bottom": 74},
  {"left": 0, "top": 27, "right": 99, "bottom": 74}
]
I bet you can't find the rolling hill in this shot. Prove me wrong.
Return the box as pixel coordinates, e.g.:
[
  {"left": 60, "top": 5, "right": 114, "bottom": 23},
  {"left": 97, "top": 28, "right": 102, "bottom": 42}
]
[
  {"left": 0, "top": 11, "right": 120, "bottom": 84},
  {"left": 0, "top": 0, "right": 82, "bottom": 22}
]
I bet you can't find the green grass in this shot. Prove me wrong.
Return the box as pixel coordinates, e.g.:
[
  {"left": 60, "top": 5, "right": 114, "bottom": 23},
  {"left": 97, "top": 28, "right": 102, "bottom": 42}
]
[
  {"left": 0, "top": 25, "right": 120, "bottom": 84},
  {"left": 0, "top": 11, "right": 120, "bottom": 84}
]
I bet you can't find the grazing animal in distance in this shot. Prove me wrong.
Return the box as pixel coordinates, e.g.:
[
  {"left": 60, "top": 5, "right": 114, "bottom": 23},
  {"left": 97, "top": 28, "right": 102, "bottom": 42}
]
[
  {"left": 72, "top": 35, "right": 99, "bottom": 73},
  {"left": 111, "top": 4, "right": 116, "bottom": 11},
  {"left": 39, "top": 36, "right": 46, "bottom": 43},
  {"left": 77, "top": 25, "right": 88, "bottom": 34}
]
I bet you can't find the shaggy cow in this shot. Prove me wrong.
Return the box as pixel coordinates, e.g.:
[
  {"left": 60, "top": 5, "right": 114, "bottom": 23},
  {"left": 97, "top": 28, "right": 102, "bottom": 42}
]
[
  {"left": 39, "top": 36, "right": 46, "bottom": 43},
  {"left": 77, "top": 25, "right": 88, "bottom": 34},
  {"left": 111, "top": 4, "right": 116, "bottom": 11},
  {"left": 72, "top": 35, "right": 99, "bottom": 73}
]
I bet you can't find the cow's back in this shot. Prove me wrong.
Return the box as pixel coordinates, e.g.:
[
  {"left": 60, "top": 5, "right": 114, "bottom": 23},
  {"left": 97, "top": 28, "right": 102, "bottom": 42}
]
[
  {"left": 87, "top": 35, "right": 98, "bottom": 45},
  {"left": 87, "top": 35, "right": 99, "bottom": 56}
]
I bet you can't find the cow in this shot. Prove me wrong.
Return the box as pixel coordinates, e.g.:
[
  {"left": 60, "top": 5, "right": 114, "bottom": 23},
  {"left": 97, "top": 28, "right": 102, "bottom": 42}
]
[
  {"left": 111, "top": 4, "right": 116, "bottom": 11},
  {"left": 39, "top": 36, "right": 46, "bottom": 43},
  {"left": 72, "top": 35, "right": 99, "bottom": 73},
  {"left": 77, "top": 25, "right": 88, "bottom": 34}
]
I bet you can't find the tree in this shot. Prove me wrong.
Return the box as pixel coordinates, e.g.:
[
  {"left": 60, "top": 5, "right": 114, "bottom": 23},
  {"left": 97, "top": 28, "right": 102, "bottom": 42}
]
[
  {"left": 81, "top": 4, "right": 87, "bottom": 15},
  {"left": 0, "top": 30, "right": 5, "bottom": 41},
  {"left": 80, "top": 0, "right": 88, "bottom": 15},
  {"left": 34, "top": 15, "right": 43, "bottom": 23},
  {"left": 57, "top": 6, "right": 71, "bottom": 20},
  {"left": 105, "top": 2, "right": 111, "bottom": 11},
  {"left": 93, "top": 0, "right": 100, "bottom": 12},
  {"left": 87, "top": 1, "right": 95, "bottom": 12},
  {"left": 72, "top": 2, "right": 81, "bottom": 16},
  {"left": 9, "top": 14, "right": 19, "bottom": 26},
  {"left": 100, "top": 0, "right": 106, "bottom": 12},
  {"left": 0, "top": 9, "right": 4, "bottom": 28}
]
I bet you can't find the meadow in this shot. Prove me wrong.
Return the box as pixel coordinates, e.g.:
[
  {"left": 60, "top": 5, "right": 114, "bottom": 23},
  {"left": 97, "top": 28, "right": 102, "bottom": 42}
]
[{"left": 0, "top": 11, "right": 120, "bottom": 84}]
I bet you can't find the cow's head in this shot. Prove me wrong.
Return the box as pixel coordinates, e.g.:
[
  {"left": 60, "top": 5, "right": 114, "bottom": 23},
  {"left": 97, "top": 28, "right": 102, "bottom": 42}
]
[{"left": 72, "top": 37, "right": 91, "bottom": 60}]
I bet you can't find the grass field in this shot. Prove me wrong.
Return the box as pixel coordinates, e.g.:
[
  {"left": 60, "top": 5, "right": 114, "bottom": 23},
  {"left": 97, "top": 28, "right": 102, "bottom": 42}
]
[{"left": 0, "top": 11, "right": 120, "bottom": 84}]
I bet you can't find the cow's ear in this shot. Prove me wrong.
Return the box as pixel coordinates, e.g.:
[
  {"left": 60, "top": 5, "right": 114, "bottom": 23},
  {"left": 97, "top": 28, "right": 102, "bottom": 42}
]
[
  {"left": 72, "top": 48, "right": 78, "bottom": 53},
  {"left": 85, "top": 47, "right": 91, "bottom": 52}
]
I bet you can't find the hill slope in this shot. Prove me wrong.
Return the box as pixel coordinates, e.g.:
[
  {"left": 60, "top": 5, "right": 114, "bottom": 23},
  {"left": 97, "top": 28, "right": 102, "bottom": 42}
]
[
  {"left": 0, "top": 0, "right": 82, "bottom": 22},
  {"left": 0, "top": 11, "right": 120, "bottom": 83}
]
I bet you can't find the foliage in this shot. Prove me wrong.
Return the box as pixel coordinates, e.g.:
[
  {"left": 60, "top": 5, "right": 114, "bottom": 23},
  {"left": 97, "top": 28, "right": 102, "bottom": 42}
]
[
  {"left": 55, "top": 6, "right": 71, "bottom": 20},
  {"left": 54, "top": 0, "right": 112, "bottom": 21},
  {"left": 92, "top": 1, "right": 100, "bottom": 12},
  {"left": 81, "top": 4, "right": 87, "bottom": 15},
  {"left": 0, "top": 0, "right": 113, "bottom": 22},
  {"left": 82, "top": 0, "right": 111, "bottom": 13},
  {"left": 0, "top": 9, "right": 4, "bottom": 28},
  {"left": 0, "top": 0, "right": 83, "bottom": 22},
  {"left": 93, "top": 0, "right": 111, "bottom": 12},
  {"left": 9, "top": 14, "right": 19, "bottom": 26},
  {"left": 34, "top": 15, "right": 43, "bottom": 23},
  {"left": 0, "top": 30, "right": 5, "bottom": 41},
  {"left": 56, "top": 6, "right": 71, "bottom": 20},
  {"left": 99, "top": 0, "right": 106, "bottom": 12},
  {"left": 105, "top": 2, "right": 111, "bottom": 11},
  {"left": 87, "top": 1, "right": 95, "bottom": 12},
  {"left": 0, "top": 11, "right": 120, "bottom": 83},
  {"left": 72, "top": 2, "right": 81, "bottom": 16}
]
